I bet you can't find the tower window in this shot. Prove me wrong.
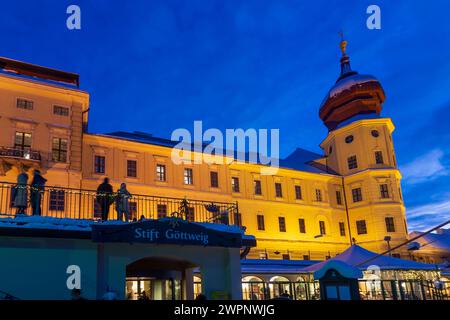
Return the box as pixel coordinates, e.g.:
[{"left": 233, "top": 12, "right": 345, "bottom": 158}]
[
  {"left": 336, "top": 190, "right": 343, "bottom": 205},
  {"left": 352, "top": 188, "right": 363, "bottom": 202},
  {"left": 275, "top": 183, "right": 283, "bottom": 198},
  {"left": 345, "top": 135, "right": 354, "bottom": 143},
  {"left": 385, "top": 217, "right": 396, "bottom": 232},
  {"left": 210, "top": 171, "right": 218, "bottom": 188},
  {"left": 347, "top": 155, "right": 358, "bottom": 169},
  {"left": 278, "top": 217, "right": 286, "bottom": 232},
  {"left": 295, "top": 185, "right": 302, "bottom": 200},
  {"left": 329, "top": 146, "right": 333, "bottom": 154},
  {"left": 356, "top": 220, "right": 367, "bottom": 235},
  {"left": 156, "top": 164, "right": 166, "bottom": 182},
  {"left": 380, "top": 184, "right": 390, "bottom": 199},
  {"left": 254, "top": 180, "right": 262, "bottom": 195},
  {"left": 231, "top": 177, "right": 240, "bottom": 192},
  {"left": 339, "top": 222, "right": 346, "bottom": 236},
  {"left": 257, "top": 214, "right": 265, "bottom": 231},
  {"left": 371, "top": 130, "right": 380, "bottom": 137},
  {"left": 375, "top": 151, "right": 384, "bottom": 164},
  {"left": 299, "top": 218, "right": 306, "bottom": 233}
]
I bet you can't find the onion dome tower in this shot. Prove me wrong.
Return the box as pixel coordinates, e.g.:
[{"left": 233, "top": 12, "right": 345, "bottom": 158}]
[{"left": 319, "top": 37, "right": 386, "bottom": 131}]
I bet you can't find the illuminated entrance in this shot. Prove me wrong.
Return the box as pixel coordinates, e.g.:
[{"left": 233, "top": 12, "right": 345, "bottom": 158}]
[{"left": 125, "top": 257, "right": 197, "bottom": 300}]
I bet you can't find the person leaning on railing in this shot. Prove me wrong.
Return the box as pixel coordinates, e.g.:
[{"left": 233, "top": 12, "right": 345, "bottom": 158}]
[
  {"left": 115, "top": 183, "right": 132, "bottom": 222},
  {"left": 12, "top": 172, "right": 29, "bottom": 215},
  {"left": 30, "top": 170, "right": 47, "bottom": 216},
  {"left": 96, "top": 177, "right": 114, "bottom": 221}
]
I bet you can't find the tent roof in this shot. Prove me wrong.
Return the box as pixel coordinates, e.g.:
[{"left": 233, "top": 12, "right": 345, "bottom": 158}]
[
  {"left": 409, "top": 231, "right": 450, "bottom": 251},
  {"left": 302, "top": 245, "right": 438, "bottom": 273}
]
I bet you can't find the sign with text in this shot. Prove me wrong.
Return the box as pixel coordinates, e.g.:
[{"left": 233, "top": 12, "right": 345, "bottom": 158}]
[{"left": 91, "top": 218, "right": 244, "bottom": 248}]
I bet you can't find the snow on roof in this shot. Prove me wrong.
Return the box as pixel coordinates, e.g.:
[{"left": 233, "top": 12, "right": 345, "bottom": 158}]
[
  {"left": 0, "top": 215, "right": 253, "bottom": 237},
  {"left": 98, "top": 132, "right": 332, "bottom": 175},
  {"left": 302, "top": 245, "right": 438, "bottom": 273},
  {"left": 279, "top": 148, "right": 331, "bottom": 174},
  {"left": 409, "top": 231, "right": 450, "bottom": 251}
]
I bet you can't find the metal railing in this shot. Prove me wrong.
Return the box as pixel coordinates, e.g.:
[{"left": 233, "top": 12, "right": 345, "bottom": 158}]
[
  {"left": 0, "top": 147, "right": 41, "bottom": 161},
  {"left": 0, "top": 181, "right": 241, "bottom": 225}
]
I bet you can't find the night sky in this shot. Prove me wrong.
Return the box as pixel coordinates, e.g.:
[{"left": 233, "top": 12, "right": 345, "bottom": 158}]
[{"left": 2, "top": 0, "right": 449, "bottom": 231}]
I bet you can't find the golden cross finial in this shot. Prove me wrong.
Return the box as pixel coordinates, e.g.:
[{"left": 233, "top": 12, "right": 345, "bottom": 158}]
[{"left": 338, "top": 31, "right": 347, "bottom": 55}]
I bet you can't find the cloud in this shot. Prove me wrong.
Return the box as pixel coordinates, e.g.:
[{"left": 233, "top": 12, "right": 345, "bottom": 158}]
[
  {"left": 406, "top": 200, "right": 450, "bottom": 231},
  {"left": 400, "top": 149, "right": 449, "bottom": 184}
]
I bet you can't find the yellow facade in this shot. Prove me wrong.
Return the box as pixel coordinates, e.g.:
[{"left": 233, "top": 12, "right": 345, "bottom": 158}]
[{"left": 0, "top": 60, "right": 409, "bottom": 262}]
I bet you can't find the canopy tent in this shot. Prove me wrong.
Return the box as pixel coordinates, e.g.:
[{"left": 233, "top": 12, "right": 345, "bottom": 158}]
[{"left": 302, "top": 245, "right": 438, "bottom": 273}]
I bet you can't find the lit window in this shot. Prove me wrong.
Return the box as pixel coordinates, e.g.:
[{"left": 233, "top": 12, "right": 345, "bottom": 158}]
[
  {"left": 356, "top": 220, "right": 367, "bottom": 235},
  {"left": 17, "top": 98, "right": 33, "bottom": 110},
  {"left": 231, "top": 177, "right": 240, "bottom": 192},
  {"left": 275, "top": 183, "right": 283, "bottom": 198},
  {"left": 352, "top": 188, "right": 362, "bottom": 202},
  {"left": 14, "top": 132, "right": 32, "bottom": 151},
  {"left": 184, "top": 168, "right": 193, "bottom": 185},
  {"left": 52, "top": 138, "right": 68, "bottom": 162},
  {"left": 348, "top": 155, "right": 358, "bottom": 169},
  {"left": 156, "top": 164, "right": 166, "bottom": 182},
  {"left": 127, "top": 160, "right": 137, "bottom": 177}
]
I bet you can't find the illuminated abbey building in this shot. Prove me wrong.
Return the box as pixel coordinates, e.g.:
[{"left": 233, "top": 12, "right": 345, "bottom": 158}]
[
  {"left": 0, "top": 41, "right": 436, "bottom": 300},
  {"left": 0, "top": 41, "right": 408, "bottom": 259}
]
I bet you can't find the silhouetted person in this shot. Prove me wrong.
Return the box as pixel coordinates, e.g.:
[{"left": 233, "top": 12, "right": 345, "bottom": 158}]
[
  {"left": 30, "top": 170, "right": 47, "bottom": 216},
  {"left": 13, "top": 172, "right": 28, "bottom": 215},
  {"left": 96, "top": 178, "right": 114, "bottom": 221},
  {"left": 115, "top": 183, "right": 131, "bottom": 221}
]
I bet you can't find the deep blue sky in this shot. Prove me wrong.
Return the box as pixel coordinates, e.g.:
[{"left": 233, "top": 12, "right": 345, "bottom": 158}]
[{"left": 2, "top": 0, "right": 450, "bottom": 231}]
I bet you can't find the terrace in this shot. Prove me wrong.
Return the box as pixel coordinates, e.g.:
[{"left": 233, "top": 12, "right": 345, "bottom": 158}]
[{"left": 0, "top": 181, "right": 241, "bottom": 225}]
